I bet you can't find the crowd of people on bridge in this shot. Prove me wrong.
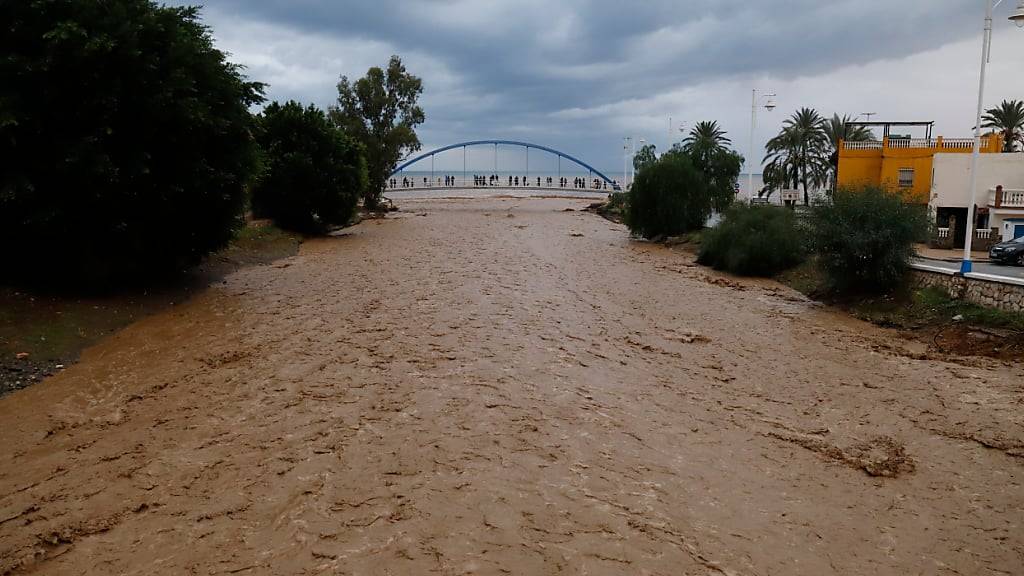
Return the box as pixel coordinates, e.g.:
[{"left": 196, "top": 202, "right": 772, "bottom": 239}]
[{"left": 389, "top": 174, "right": 614, "bottom": 190}]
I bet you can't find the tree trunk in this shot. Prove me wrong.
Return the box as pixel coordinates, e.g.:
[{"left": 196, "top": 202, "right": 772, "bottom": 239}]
[{"left": 800, "top": 148, "right": 809, "bottom": 206}]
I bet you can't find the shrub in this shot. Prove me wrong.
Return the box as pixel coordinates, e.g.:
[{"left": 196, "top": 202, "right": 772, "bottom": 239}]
[
  {"left": 0, "top": 1, "right": 264, "bottom": 286},
  {"left": 625, "top": 153, "right": 715, "bottom": 239},
  {"left": 253, "top": 101, "right": 367, "bottom": 234},
  {"left": 808, "top": 186, "right": 928, "bottom": 292},
  {"left": 697, "top": 204, "right": 805, "bottom": 276}
]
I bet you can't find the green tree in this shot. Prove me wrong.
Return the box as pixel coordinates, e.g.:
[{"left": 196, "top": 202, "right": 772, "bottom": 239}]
[
  {"left": 330, "top": 55, "right": 424, "bottom": 209},
  {"left": 981, "top": 99, "right": 1024, "bottom": 152},
  {"left": 253, "top": 101, "right": 367, "bottom": 234},
  {"left": 809, "top": 186, "right": 928, "bottom": 293},
  {"left": 764, "top": 108, "right": 829, "bottom": 205},
  {"left": 633, "top": 143, "right": 657, "bottom": 172},
  {"left": 698, "top": 204, "right": 804, "bottom": 276},
  {"left": 625, "top": 153, "right": 712, "bottom": 239},
  {"left": 681, "top": 120, "right": 731, "bottom": 164},
  {"left": 672, "top": 122, "right": 743, "bottom": 212},
  {"left": 0, "top": 0, "right": 263, "bottom": 285},
  {"left": 823, "top": 114, "right": 875, "bottom": 189}
]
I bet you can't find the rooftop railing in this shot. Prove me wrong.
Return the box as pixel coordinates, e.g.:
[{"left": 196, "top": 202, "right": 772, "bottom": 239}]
[{"left": 840, "top": 136, "right": 986, "bottom": 151}]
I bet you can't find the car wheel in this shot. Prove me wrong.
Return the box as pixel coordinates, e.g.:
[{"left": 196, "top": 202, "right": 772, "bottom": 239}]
[{"left": 1018, "top": 253, "right": 1024, "bottom": 267}]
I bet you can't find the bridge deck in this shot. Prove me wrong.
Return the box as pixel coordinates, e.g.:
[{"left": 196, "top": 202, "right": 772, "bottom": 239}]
[{"left": 385, "top": 185, "right": 609, "bottom": 200}]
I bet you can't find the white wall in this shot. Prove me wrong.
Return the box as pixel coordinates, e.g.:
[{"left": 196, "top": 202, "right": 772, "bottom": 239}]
[{"left": 930, "top": 153, "right": 1024, "bottom": 208}]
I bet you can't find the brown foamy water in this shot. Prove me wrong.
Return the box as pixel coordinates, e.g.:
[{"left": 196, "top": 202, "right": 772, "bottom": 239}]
[{"left": 1, "top": 198, "right": 1021, "bottom": 574}]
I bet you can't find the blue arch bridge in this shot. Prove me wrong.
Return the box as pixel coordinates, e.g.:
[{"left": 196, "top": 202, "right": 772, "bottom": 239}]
[{"left": 387, "top": 140, "right": 621, "bottom": 193}]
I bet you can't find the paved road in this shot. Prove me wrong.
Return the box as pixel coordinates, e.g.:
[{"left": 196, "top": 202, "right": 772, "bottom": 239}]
[
  {"left": 913, "top": 256, "right": 1024, "bottom": 281},
  {"left": 1, "top": 198, "right": 1022, "bottom": 575}
]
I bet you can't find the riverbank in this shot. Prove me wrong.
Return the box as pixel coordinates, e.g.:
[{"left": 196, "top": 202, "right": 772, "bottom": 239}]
[{"left": 0, "top": 222, "right": 300, "bottom": 396}]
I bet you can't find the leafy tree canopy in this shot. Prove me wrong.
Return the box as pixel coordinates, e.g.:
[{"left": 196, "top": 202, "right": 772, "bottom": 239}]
[
  {"left": 672, "top": 126, "right": 743, "bottom": 213},
  {"left": 633, "top": 144, "right": 657, "bottom": 172},
  {"left": 0, "top": 0, "right": 263, "bottom": 286},
  {"left": 698, "top": 204, "right": 805, "bottom": 276},
  {"left": 626, "top": 153, "right": 714, "bottom": 239},
  {"left": 809, "top": 186, "right": 928, "bottom": 293},
  {"left": 253, "top": 101, "right": 367, "bottom": 234},
  {"left": 330, "top": 55, "right": 424, "bottom": 209}
]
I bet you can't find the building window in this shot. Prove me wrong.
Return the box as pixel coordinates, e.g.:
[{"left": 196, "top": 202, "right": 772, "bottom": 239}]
[{"left": 898, "top": 167, "right": 914, "bottom": 188}]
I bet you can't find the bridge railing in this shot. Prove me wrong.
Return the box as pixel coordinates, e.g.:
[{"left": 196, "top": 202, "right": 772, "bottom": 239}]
[{"left": 386, "top": 174, "right": 616, "bottom": 192}]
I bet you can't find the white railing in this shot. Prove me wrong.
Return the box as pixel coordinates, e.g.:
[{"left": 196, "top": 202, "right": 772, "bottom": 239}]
[
  {"left": 976, "top": 229, "right": 991, "bottom": 240},
  {"left": 842, "top": 137, "right": 982, "bottom": 152},
  {"left": 937, "top": 227, "right": 950, "bottom": 239},
  {"left": 940, "top": 138, "right": 975, "bottom": 150},
  {"left": 842, "top": 141, "right": 882, "bottom": 150},
  {"left": 989, "top": 188, "right": 1024, "bottom": 208},
  {"left": 887, "top": 138, "right": 933, "bottom": 149}
]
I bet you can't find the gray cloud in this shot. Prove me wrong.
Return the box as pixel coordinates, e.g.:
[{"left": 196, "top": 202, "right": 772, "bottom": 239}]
[{"left": 175, "top": 1, "right": 1024, "bottom": 172}]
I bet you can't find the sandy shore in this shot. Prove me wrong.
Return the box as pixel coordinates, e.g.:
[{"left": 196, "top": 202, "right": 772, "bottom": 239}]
[{"left": 0, "top": 198, "right": 1021, "bottom": 575}]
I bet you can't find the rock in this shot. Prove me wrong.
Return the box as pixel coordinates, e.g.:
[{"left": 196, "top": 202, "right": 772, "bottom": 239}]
[
  {"left": 952, "top": 315, "right": 964, "bottom": 322},
  {"left": 15, "top": 352, "right": 29, "bottom": 360}
]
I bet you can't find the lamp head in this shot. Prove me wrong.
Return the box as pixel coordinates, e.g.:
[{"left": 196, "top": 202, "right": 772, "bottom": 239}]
[
  {"left": 765, "top": 99, "right": 777, "bottom": 112},
  {"left": 1011, "top": 0, "right": 1024, "bottom": 27}
]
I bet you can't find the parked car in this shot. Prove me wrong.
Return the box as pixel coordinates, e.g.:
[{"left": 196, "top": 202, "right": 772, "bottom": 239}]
[{"left": 988, "top": 236, "right": 1024, "bottom": 265}]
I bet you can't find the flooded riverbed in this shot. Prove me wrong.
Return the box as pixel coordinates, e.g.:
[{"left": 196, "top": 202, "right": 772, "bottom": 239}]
[{"left": 1, "top": 198, "right": 1021, "bottom": 574}]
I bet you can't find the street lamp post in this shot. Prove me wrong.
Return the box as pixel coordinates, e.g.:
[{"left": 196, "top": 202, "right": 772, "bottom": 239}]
[
  {"left": 623, "top": 137, "right": 632, "bottom": 190},
  {"left": 748, "top": 89, "right": 776, "bottom": 201},
  {"left": 961, "top": 0, "right": 1024, "bottom": 273}
]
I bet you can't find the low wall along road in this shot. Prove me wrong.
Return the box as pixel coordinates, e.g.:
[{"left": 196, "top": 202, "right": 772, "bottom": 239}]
[{"left": 911, "top": 268, "right": 1024, "bottom": 312}]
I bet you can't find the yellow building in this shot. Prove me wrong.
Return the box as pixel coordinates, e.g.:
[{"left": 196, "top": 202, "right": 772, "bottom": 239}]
[{"left": 837, "top": 123, "right": 1002, "bottom": 204}]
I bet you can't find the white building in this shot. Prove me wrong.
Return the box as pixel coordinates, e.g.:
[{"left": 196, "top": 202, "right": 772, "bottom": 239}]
[{"left": 930, "top": 153, "right": 1024, "bottom": 246}]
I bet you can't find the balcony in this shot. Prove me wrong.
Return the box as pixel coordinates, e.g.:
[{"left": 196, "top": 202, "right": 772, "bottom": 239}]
[{"left": 989, "top": 187, "right": 1024, "bottom": 209}]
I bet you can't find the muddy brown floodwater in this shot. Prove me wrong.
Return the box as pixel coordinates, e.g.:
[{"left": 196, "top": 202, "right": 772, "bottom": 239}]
[{"left": 1, "top": 198, "right": 1022, "bottom": 575}]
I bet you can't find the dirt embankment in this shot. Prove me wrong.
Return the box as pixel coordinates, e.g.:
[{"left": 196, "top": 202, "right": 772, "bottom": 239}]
[
  {"left": 0, "top": 222, "right": 300, "bottom": 396},
  {"left": 0, "top": 198, "right": 1021, "bottom": 575}
]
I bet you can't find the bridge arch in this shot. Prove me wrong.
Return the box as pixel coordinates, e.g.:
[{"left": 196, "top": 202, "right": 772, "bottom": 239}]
[{"left": 390, "top": 140, "right": 620, "bottom": 191}]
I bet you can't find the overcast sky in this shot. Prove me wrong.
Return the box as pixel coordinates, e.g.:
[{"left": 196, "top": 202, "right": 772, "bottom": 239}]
[{"left": 176, "top": 1, "right": 1024, "bottom": 174}]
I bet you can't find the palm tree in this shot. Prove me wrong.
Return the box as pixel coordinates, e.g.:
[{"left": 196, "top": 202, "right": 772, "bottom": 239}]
[
  {"left": 823, "top": 114, "right": 875, "bottom": 190},
  {"left": 683, "top": 121, "right": 731, "bottom": 150},
  {"left": 763, "top": 108, "right": 829, "bottom": 205},
  {"left": 981, "top": 99, "right": 1024, "bottom": 152},
  {"left": 682, "top": 121, "right": 731, "bottom": 168}
]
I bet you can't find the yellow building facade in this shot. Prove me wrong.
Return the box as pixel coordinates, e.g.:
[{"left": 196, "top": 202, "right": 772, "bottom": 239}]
[{"left": 837, "top": 134, "right": 1003, "bottom": 204}]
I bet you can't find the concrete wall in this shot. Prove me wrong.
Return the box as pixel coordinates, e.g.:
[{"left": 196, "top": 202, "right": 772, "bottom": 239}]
[
  {"left": 911, "top": 270, "right": 1024, "bottom": 312},
  {"left": 930, "top": 153, "right": 1024, "bottom": 208}
]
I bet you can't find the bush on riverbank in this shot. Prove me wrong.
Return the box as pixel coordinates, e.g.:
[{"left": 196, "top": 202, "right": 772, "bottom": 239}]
[
  {"left": 625, "top": 153, "right": 714, "bottom": 239},
  {"left": 808, "top": 186, "right": 928, "bottom": 293},
  {"left": 697, "top": 205, "right": 804, "bottom": 276},
  {"left": 253, "top": 101, "right": 367, "bottom": 234},
  {"left": 0, "top": 1, "right": 263, "bottom": 286}
]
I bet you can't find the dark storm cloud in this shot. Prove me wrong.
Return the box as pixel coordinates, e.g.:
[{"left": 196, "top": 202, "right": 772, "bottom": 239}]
[{"left": 175, "top": 1, "right": 1017, "bottom": 169}]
